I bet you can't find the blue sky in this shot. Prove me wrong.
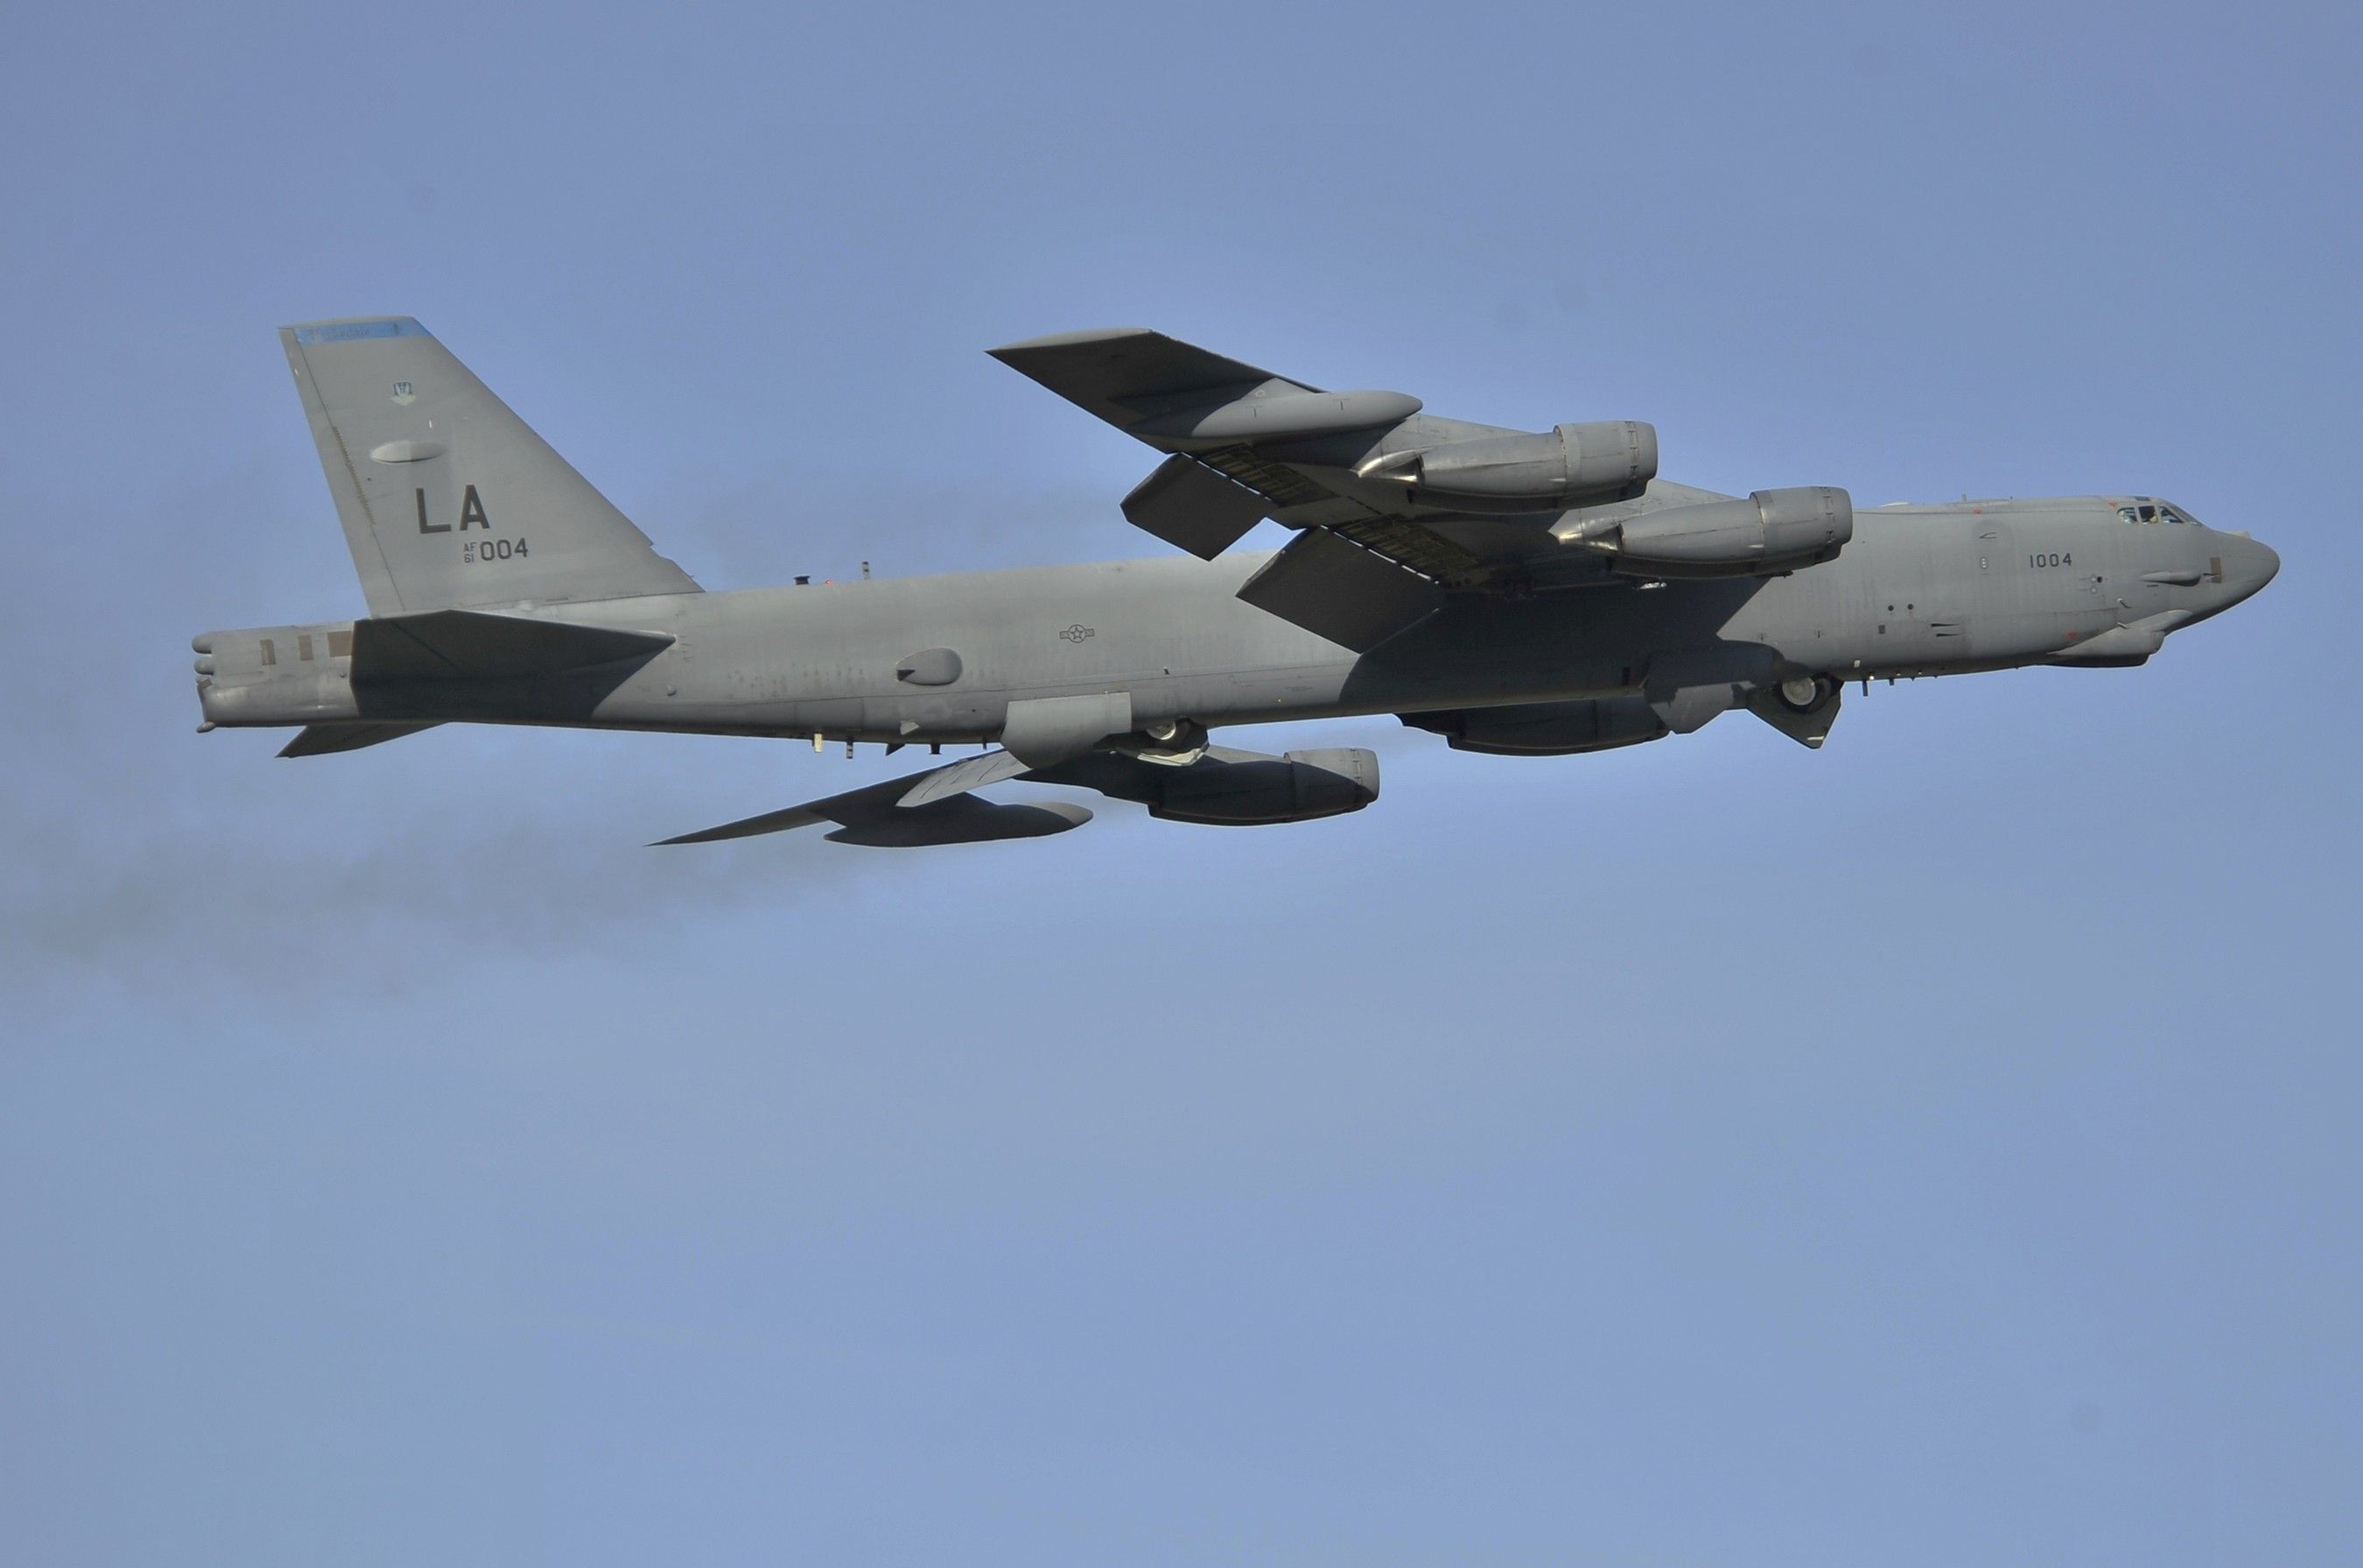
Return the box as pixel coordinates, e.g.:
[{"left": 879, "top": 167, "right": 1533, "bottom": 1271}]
[{"left": 3, "top": 3, "right": 2358, "bottom": 1563}]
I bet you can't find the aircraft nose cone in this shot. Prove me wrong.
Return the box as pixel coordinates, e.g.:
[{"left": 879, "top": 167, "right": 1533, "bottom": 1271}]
[{"left": 2222, "top": 534, "right": 2281, "bottom": 600}]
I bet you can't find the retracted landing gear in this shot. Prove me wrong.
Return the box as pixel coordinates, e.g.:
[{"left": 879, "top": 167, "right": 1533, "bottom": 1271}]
[
  {"left": 1750, "top": 673, "right": 1844, "bottom": 748},
  {"left": 1775, "top": 674, "right": 1841, "bottom": 715}
]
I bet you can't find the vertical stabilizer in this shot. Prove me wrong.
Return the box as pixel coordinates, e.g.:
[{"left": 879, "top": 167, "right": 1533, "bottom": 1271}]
[{"left": 280, "top": 318, "right": 700, "bottom": 613}]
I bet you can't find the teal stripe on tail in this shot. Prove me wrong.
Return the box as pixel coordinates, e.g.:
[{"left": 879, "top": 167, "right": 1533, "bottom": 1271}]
[{"left": 280, "top": 317, "right": 700, "bottom": 614}]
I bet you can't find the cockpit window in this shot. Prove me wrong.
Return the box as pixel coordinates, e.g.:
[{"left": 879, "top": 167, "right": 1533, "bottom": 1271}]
[
  {"left": 2118, "top": 499, "right": 2196, "bottom": 525},
  {"left": 2159, "top": 503, "right": 2196, "bottom": 525}
]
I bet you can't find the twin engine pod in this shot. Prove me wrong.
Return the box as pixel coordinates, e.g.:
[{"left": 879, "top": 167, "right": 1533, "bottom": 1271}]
[
  {"left": 1579, "top": 486, "right": 1855, "bottom": 577},
  {"left": 1362, "top": 420, "right": 1658, "bottom": 513},
  {"left": 1028, "top": 746, "right": 1382, "bottom": 827},
  {"left": 1404, "top": 698, "right": 1665, "bottom": 757},
  {"left": 1146, "top": 747, "right": 1379, "bottom": 825}
]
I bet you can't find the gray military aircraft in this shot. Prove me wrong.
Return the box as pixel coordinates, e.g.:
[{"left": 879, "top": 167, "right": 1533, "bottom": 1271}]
[{"left": 193, "top": 318, "right": 2278, "bottom": 847}]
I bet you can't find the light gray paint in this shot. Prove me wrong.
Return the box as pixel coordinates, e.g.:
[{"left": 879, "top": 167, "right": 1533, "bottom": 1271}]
[{"left": 193, "top": 319, "right": 2282, "bottom": 846}]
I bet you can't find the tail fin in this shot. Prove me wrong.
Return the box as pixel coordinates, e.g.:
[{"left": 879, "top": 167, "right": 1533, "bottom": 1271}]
[{"left": 280, "top": 317, "right": 700, "bottom": 613}]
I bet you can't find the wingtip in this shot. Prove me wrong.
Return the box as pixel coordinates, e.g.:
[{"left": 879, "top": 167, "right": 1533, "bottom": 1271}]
[{"left": 987, "top": 326, "right": 1160, "bottom": 360}]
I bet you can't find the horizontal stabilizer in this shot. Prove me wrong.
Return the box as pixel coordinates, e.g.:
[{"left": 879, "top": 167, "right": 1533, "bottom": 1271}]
[
  {"left": 352, "top": 609, "right": 672, "bottom": 682},
  {"left": 277, "top": 720, "right": 443, "bottom": 758},
  {"left": 1236, "top": 528, "right": 1444, "bottom": 652}
]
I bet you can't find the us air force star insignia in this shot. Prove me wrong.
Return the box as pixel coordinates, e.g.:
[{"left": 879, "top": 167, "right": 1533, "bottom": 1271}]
[
  {"left": 1060, "top": 624, "right": 1095, "bottom": 643},
  {"left": 391, "top": 380, "right": 416, "bottom": 406}
]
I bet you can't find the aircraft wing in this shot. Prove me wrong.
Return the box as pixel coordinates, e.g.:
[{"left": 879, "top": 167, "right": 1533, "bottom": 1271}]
[
  {"left": 658, "top": 742, "right": 1379, "bottom": 848},
  {"left": 656, "top": 756, "right": 1092, "bottom": 848},
  {"left": 989, "top": 328, "right": 1497, "bottom": 583},
  {"left": 983, "top": 328, "right": 1303, "bottom": 431},
  {"left": 990, "top": 328, "right": 1711, "bottom": 648}
]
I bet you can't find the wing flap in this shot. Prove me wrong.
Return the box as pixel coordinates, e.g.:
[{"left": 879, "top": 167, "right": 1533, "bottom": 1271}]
[
  {"left": 1120, "top": 455, "right": 1271, "bottom": 559},
  {"left": 1236, "top": 529, "right": 1445, "bottom": 652}
]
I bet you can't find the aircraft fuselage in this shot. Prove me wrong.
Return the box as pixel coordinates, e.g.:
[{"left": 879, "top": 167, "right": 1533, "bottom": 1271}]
[{"left": 197, "top": 494, "right": 2278, "bottom": 745}]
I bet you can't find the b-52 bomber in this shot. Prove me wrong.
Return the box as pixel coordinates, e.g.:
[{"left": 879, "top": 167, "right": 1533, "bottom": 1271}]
[{"left": 193, "top": 318, "right": 2279, "bottom": 847}]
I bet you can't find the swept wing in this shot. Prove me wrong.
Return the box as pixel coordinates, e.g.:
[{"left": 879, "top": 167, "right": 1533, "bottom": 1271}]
[
  {"left": 989, "top": 327, "right": 1730, "bottom": 648},
  {"left": 659, "top": 744, "right": 1379, "bottom": 849}
]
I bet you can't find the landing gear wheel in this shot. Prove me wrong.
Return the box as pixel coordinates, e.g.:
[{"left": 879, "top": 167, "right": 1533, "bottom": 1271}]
[{"left": 1776, "top": 675, "right": 1840, "bottom": 715}]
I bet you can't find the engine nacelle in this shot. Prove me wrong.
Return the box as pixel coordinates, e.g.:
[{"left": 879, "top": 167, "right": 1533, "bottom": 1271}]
[
  {"left": 1403, "top": 698, "right": 1667, "bottom": 756},
  {"left": 1376, "top": 420, "right": 1658, "bottom": 513},
  {"left": 1603, "top": 486, "right": 1853, "bottom": 576},
  {"left": 1149, "top": 747, "right": 1381, "bottom": 825}
]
